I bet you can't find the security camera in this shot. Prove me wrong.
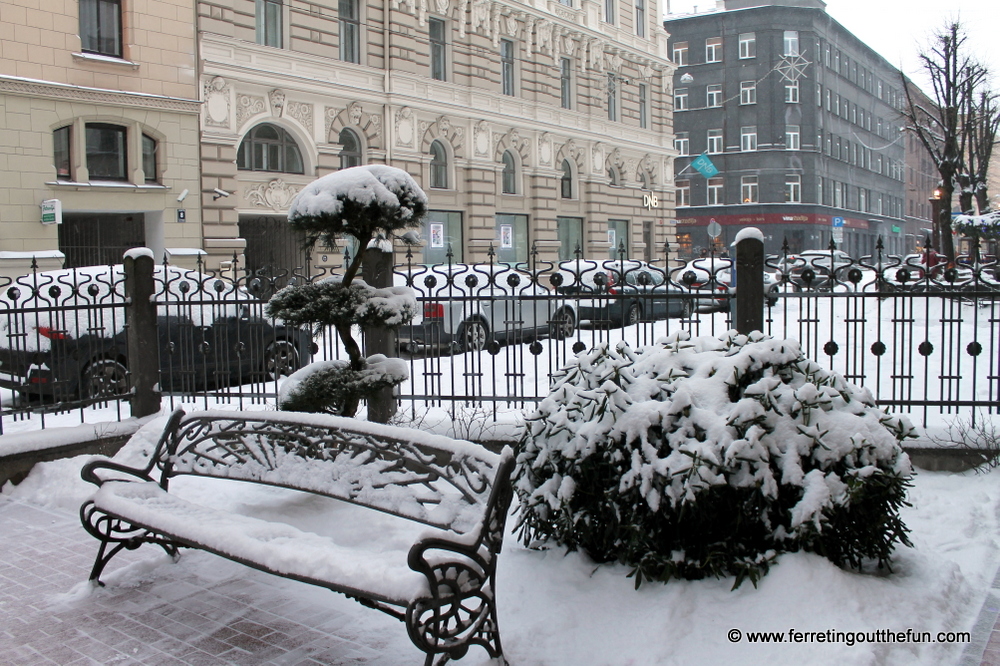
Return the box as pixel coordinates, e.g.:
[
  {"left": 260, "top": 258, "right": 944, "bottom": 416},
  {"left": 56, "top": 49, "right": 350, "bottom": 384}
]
[
  {"left": 213, "top": 188, "right": 231, "bottom": 200},
  {"left": 177, "top": 188, "right": 189, "bottom": 202}
]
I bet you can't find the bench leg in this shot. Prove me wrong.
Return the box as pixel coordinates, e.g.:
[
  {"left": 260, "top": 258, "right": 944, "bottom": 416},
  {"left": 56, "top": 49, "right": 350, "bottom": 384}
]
[{"left": 80, "top": 501, "right": 181, "bottom": 584}]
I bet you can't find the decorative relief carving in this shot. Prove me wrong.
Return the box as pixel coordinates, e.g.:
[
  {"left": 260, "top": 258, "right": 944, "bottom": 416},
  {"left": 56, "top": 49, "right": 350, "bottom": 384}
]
[
  {"left": 591, "top": 143, "right": 604, "bottom": 174},
  {"left": 348, "top": 101, "right": 363, "bottom": 126},
  {"left": 554, "top": 5, "right": 575, "bottom": 20},
  {"left": 204, "top": 77, "right": 230, "bottom": 128},
  {"left": 370, "top": 114, "right": 383, "bottom": 138},
  {"left": 459, "top": 0, "right": 469, "bottom": 37},
  {"left": 236, "top": 94, "right": 266, "bottom": 129},
  {"left": 245, "top": 179, "right": 301, "bottom": 212},
  {"left": 268, "top": 89, "right": 285, "bottom": 116},
  {"left": 435, "top": 0, "right": 449, "bottom": 12},
  {"left": 472, "top": 0, "right": 490, "bottom": 34},
  {"left": 474, "top": 121, "right": 490, "bottom": 157},
  {"left": 504, "top": 14, "right": 518, "bottom": 37},
  {"left": 538, "top": 133, "right": 552, "bottom": 166},
  {"left": 490, "top": 3, "right": 501, "bottom": 47},
  {"left": 418, "top": 0, "right": 428, "bottom": 25},
  {"left": 606, "top": 52, "right": 623, "bottom": 73},
  {"left": 395, "top": 107, "right": 414, "bottom": 147},
  {"left": 286, "top": 101, "right": 313, "bottom": 134}
]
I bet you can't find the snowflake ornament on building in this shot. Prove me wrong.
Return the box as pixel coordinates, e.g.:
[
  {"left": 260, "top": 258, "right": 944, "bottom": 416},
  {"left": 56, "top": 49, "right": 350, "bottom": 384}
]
[{"left": 776, "top": 53, "right": 810, "bottom": 83}]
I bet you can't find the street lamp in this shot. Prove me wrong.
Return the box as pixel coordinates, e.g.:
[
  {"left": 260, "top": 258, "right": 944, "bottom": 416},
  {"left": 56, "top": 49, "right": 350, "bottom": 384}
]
[{"left": 929, "top": 188, "right": 942, "bottom": 252}]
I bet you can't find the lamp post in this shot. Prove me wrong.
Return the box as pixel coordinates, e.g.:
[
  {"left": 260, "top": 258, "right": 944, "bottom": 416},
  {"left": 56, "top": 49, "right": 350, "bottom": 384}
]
[{"left": 929, "top": 188, "right": 942, "bottom": 252}]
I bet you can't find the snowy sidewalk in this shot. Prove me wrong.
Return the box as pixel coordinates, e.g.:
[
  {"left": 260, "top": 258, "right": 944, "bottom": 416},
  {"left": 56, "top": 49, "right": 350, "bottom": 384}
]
[{"left": 0, "top": 496, "right": 412, "bottom": 665}]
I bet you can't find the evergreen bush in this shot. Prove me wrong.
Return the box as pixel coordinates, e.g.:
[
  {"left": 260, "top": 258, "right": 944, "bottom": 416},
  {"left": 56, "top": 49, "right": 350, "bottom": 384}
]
[{"left": 514, "top": 330, "right": 916, "bottom": 588}]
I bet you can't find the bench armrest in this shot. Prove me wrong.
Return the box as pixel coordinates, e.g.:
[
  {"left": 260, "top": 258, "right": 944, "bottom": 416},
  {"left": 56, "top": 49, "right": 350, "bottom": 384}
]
[{"left": 81, "top": 459, "right": 155, "bottom": 487}]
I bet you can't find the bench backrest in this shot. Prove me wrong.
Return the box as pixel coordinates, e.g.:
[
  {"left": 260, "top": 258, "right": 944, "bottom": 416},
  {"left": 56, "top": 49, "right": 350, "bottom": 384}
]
[{"left": 150, "top": 409, "right": 513, "bottom": 539}]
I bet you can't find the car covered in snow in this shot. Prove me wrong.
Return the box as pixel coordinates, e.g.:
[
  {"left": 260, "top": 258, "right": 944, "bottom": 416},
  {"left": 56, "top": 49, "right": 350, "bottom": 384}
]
[
  {"left": 0, "top": 265, "right": 315, "bottom": 401},
  {"left": 554, "top": 259, "right": 691, "bottom": 325},
  {"left": 396, "top": 263, "right": 576, "bottom": 353}
]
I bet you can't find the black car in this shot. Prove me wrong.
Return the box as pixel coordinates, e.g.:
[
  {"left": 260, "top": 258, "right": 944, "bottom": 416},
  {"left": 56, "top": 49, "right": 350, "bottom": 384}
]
[
  {"left": 0, "top": 265, "right": 315, "bottom": 401},
  {"left": 555, "top": 260, "right": 691, "bottom": 326}
]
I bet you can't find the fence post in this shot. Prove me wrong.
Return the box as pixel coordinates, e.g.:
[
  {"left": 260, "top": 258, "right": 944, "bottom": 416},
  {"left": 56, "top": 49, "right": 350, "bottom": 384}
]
[
  {"left": 734, "top": 228, "right": 764, "bottom": 335},
  {"left": 362, "top": 243, "right": 397, "bottom": 423},
  {"left": 123, "top": 250, "right": 161, "bottom": 418}
]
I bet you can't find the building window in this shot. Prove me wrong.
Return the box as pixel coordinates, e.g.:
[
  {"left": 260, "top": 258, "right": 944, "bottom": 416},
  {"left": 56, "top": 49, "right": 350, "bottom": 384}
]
[
  {"left": 834, "top": 182, "right": 843, "bottom": 208},
  {"left": 430, "top": 140, "right": 448, "bottom": 189},
  {"left": 604, "top": 0, "right": 614, "bottom": 23},
  {"left": 672, "top": 42, "right": 688, "bottom": 66},
  {"left": 674, "top": 87, "right": 688, "bottom": 111},
  {"left": 560, "top": 57, "right": 572, "bottom": 109},
  {"left": 141, "top": 134, "right": 157, "bottom": 183},
  {"left": 706, "top": 84, "right": 722, "bottom": 107},
  {"left": 740, "top": 126, "right": 757, "bottom": 152},
  {"left": 86, "top": 123, "right": 128, "bottom": 181},
  {"left": 256, "top": 0, "right": 283, "bottom": 48},
  {"left": 785, "top": 80, "right": 799, "bottom": 103},
  {"left": 424, "top": 211, "right": 463, "bottom": 264},
  {"left": 741, "top": 176, "right": 758, "bottom": 203},
  {"left": 501, "top": 39, "right": 516, "bottom": 96},
  {"left": 339, "top": 128, "right": 362, "bottom": 169},
  {"left": 676, "top": 180, "right": 691, "bottom": 207},
  {"left": 238, "top": 124, "right": 303, "bottom": 174},
  {"left": 785, "top": 175, "right": 801, "bottom": 203},
  {"left": 635, "top": 0, "right": 645, "bottom": 37},
  {"left": 638, "top": 83, "right": 649, "bottom": 129},
  {"left": 816, "top": 84, "right": 822, "bottom": 106},
  {"left": 705, "top": 37, "right": 722, "bottom": 63},
  {"left": 607, "top": 219, "right": 628, "bottom": 259},
  {"left": 707, "top": 177, "right": 723, "bottom": 205},
  {"left": 339, "top": 0, "right": 360, "bottom": 63},
  {"left": 739, "top": 33, "right": 755, "bottom": 59},
  {"left": 80, "top": 0, "right": 122, "bottom": 57},
  {"left": 607, "top": 73, "right": 618, "bottom": 121},
  {"left": 674, "top": 132, "right": 689, "bottom": 156},
  {"left": 817, "top": 177, "right": 823, "bottom": 205},
  {"left": 707, "top": 128, "right": 723, "bottom": 154},
  {"left": 54, "top": 126, "right": 72, "bottom": 181},
  {"left": 785, "top": 125, "right": 800, "bottom": 150},
  {"left": 783, "top": 30, "right": 799, "bottom": 56},
  {"left": 859, "top": 188, "right": 867, "bottom": 212},
  {"left": 740, "top": 81, "right": 756, "bottom": 105},
  {"left": 501, "top": 150, "right": 517, "bottom": 194},
  {"left": 430, "top": 18, "right": 446, "bottom": 81},
  {"left": 560, "top": 159, "right": 574, "bottom": 199},
  {"left": 557, "top": 217, "right": 584, "bottom": 260}
]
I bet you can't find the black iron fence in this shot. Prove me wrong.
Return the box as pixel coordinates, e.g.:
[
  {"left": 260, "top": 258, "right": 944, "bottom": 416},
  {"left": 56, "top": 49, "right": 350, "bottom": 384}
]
[{"left": 1, "top": 239, "right": 997, "bottom": 434}]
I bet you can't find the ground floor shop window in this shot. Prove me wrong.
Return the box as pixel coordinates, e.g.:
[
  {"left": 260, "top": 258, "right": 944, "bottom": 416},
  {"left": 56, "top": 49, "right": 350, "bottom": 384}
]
[
  {"left": 557, "top": 217, "right": 584, "bottom": 261},
  {"left": 423, "top": 211, "right": 463, "bottom": 265},
  {"left": 495, "top": 213, "right": 528, "bottom": 264},
  {"left": 607, "top": 219, "right": 629, "bottom": 260}
]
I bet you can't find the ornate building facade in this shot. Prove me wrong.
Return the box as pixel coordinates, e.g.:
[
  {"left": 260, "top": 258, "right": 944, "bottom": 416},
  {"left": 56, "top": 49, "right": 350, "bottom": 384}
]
[{"left": 197, "top": 0, "right": 678, "bottom": 274}]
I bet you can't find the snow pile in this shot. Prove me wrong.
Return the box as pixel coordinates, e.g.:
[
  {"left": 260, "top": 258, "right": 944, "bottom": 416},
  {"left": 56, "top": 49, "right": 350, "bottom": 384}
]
[{"left": 515, "top": 330, "right": 916, "bottom": 588}]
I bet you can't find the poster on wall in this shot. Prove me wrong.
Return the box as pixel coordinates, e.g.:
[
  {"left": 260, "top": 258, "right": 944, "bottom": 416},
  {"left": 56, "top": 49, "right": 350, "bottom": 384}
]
[
  {"left": 500, "top": 224, "right": 513, "bottom": 249},
  {"left": 430, "top": 223, "right": 444, "bottom": 248},
  {"left": 607, "top": 229, "right": 616, "bottom": 248}
]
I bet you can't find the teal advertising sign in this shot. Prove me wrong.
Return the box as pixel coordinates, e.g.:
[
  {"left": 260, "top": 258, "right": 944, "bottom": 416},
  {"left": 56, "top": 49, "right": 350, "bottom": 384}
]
[{"left": 690, "top": 153, "right": 719, "bottom": 178}]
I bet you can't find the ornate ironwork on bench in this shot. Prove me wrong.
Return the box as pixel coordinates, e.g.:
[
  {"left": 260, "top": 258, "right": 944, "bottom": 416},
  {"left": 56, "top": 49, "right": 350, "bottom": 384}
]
[{"left": 79, "top": 408, "right": 515, "bottom": 666}]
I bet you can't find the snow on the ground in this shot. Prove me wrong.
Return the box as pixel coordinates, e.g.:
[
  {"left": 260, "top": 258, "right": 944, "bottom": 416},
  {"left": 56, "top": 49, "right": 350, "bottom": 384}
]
[{"left": 4, "top": 430, "right": 999, "bottom": 666}]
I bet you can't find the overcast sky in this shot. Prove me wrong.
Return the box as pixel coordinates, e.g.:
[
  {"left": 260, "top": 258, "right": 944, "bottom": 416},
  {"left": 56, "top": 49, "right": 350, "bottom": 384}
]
[{"left": 664, "top": 0, "right": 999, "bottom": 94}]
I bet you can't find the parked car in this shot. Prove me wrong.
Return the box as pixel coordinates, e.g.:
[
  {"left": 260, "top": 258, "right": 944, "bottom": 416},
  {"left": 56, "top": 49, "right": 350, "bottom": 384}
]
[
  {"left": 673, "top": 257, "right": 780, "bottom": 309},
  {"left": 784, "top": 249, "right": 853, "bottom": 290},
  {"left": 397, "top": 264, "right": 577, "bottom": 353},
  {"left": 555, "top": 259, "right": 690, "bottom": 326},
  {"left": 0, "top": 265, "right": 315, "bottom": 401}
]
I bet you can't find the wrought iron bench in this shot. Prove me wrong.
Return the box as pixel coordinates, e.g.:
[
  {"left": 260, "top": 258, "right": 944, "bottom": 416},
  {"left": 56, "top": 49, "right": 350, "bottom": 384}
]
[{"left": 79, "top": 408, "right": 515, "bottom": 666}]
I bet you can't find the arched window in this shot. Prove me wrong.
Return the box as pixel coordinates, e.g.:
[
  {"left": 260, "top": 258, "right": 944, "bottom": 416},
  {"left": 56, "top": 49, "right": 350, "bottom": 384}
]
[
  {"left": 237, "top": 123, "right": 304, "bottom": 174},
  {"left": 339, "top": 128, "right": 362, "bottom": 169},
  {"left": 501, "top": 150, "right": 517, "bottom": 194},
  {"left": 560, "top": 159, "right": 573, "bottom": 199},
  {"left": 430, "top": 140, "right": 448, "bottom": 189}
]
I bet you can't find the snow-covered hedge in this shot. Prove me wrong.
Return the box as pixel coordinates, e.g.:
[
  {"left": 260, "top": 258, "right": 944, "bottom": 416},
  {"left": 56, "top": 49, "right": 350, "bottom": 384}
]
[
  {"left": 954, "top": 211, "right": 1000, "bottom": 241},
  {"left": 514, "top": 331, "right": 916, "bottom": 588},
  {"left": 266, "top": 276, "right": 416, "bottom": 334},
  {"left": 278, "top": 355, "right": 408, "bottom": 415}
]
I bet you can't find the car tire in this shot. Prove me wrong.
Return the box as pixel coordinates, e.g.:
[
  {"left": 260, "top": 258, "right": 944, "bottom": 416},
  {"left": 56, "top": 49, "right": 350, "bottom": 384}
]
[
  {"left": 626, "top": 302, "right": 642, "bottom": 326},
  {"left": 767, "top": 286, "right": 779, "bottom": 307},
  {"left": 81, "top": 358, "right": 128, "bottom": 400},
  {"left": 550, "top": 308, "right": 576, "bottom": 340},
  {"left": 263, "top": 340, "right": 301, "bottom": 381},
  {"left": 457, "top": 319, "right": 489, "bottom": 352},
  {"left": 679, "top": 298, "right": 693, "bottom": 318}
]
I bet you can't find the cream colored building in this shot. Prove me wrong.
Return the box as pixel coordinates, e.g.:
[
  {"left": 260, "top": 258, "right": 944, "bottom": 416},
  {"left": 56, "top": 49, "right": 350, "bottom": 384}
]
[
  {"left": 0, "top": 0, "right": 202, "bottom": 278},
  {"left": 197, "top": 0, "right": 678, "bottom": 275}
]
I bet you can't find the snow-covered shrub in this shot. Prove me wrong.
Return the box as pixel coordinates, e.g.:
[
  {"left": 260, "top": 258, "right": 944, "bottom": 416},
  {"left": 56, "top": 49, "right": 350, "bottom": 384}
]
[
  {"left": 514, "top": 330, "right": 916, "bottom": 588},
  {"left": 267, "top": 165, "right": 427, "bottom": 418}
]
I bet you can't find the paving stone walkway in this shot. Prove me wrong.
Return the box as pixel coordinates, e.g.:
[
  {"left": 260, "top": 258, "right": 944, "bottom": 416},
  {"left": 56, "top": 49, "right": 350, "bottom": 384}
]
[{"left": 0, "top": 497, "right": 410, "bottom": 665}]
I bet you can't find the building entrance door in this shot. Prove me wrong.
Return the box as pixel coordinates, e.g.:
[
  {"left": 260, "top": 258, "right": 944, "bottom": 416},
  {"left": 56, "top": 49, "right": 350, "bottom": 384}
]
[{"left": 58, "top": 213, "right": 145, "bottom": 268}]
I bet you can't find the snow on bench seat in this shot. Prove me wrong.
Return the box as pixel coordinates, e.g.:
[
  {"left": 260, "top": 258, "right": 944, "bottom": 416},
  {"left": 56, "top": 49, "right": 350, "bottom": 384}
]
[{"left": 92, "top": 480, "right": 430, "bottom": 604}]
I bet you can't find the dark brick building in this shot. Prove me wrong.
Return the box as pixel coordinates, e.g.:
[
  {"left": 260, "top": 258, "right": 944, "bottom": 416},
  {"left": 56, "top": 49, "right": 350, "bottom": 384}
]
[{"left": 664, "top": 0, "right": 913, "bottom": 259}]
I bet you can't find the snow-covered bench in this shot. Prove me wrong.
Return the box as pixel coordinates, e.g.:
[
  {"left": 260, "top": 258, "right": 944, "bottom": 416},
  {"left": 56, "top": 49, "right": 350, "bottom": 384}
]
[{"left": 79, "top": 409, "right": 515, "bottom": 666}]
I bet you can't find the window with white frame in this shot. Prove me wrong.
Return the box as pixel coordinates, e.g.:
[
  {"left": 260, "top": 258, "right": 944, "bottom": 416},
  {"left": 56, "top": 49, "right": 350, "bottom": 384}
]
[
  {"left": 740, "top": 126, "right": 757, "bottom": 152},
  {"left": 430, "top": 140, "right": 449, "bottom": 188},
  {"left": 429, "top": 17, "right": 446, "bottom": 81},
  {"left": 338, "top": 128, "right": 362, "bottom": 169},
  {"left": 817, "top": 177, "right": 823, "bottom": 205},
  {"left": 741, "top": 176, "right": 758, "bottom": 203},
  {"left": 501, "top": 39, "right": 515, "bottom": 96},
  {"left": 785, "top": 80, "right": 799, "bottom": 103},
  {"left": 80, "top": 0, "right": 122, "bottom": 57},
  {"left": 635, "top": 0, "right": 645, "bottom": 37},
  {"left": 501, "top": 150, "right": 517, "bottom": 194},
  {"left": 707, "top": 177, "right": 723, "bottom": 205},
  {"left": 785, "top": 175, "right": 801, "bottom": 203},
  {"left": 339, "top": 0, "right": 360, "bottom": 63},
  {"left": 672, "top": 42, "right": 688, "bottom": 65},
  {"left": 675, "top": 179, "right": 690, "bottom": 207},
  {"left": 604, "top": 0, "right": 615, "bottom": 24},
  {"left": 739, "top": 33, "right": 755, "bottom": 59},
  {"left": 707, "top": 128, "right": 723, "bottom": 154},
  {"left": 607, "top": 73, "right": 618, "bottom": 121},
  {"left": 256, "top": 0, "right": 283, "bottom": 48},
  {"left": 785, "top": 125, "right": 800, "bottom": 150},
  {"left": 638, "top": 83, "right": 648, "bottom": 129},
  {"left": 560, "top": 159, "right": 574, "bottom": 198},
  {"left": 237, "top": 123, "right": 303, "bottom": 174},
  {"left": 783, "top": 30, "right": 799, "bottom": 56},
  {"left": 705, "top": 37, "right": 722, "bottom": 63},
  {"left": 740, "top": 81, "right": 756, "bottom": 105},
  {"left": 674, "top": 132, "right": 689, "bottom": 156},
  {"left": 706, "top": 84, "right": 722, "bottom": 107},
  {"left": 560, "top": 57, "right": 572, "bottom": 109},
  {"left": 674, "top": 87, "right": 688, "bottom": 111}
]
